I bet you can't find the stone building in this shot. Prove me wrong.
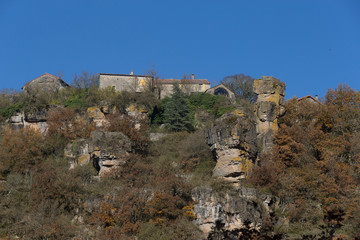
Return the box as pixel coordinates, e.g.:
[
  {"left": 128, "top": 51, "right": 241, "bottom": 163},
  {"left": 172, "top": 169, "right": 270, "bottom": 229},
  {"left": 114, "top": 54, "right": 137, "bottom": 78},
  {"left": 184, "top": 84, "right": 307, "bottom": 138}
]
[
  {"left": 297, "top": 95, "right": 321, "bottom": 104},
  {"left": 155, "top": 74, "right": 210, "bottom": 99},
  {"left": 99, "top": 71, "right": 154, "bottom": 93},
  {"left": 205, "top": 84, "right": 236, "bottom": 100},
  {"left": 22, "top": 73, "right": 69, "bottom": 93}
]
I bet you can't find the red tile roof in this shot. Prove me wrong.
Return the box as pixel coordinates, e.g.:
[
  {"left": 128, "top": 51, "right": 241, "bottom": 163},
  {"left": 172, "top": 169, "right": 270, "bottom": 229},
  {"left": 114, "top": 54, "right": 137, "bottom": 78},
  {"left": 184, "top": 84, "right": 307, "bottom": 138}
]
[
  {"left": 297, "top": 95, "right": 321, "bottom": 103},
  {"left": 155, "top": 79, "right": 210, "bottom": 84}
]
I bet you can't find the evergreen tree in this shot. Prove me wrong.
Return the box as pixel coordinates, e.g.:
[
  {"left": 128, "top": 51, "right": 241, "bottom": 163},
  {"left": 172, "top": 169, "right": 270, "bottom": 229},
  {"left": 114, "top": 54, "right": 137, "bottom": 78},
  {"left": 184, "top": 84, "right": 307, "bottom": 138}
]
[{"left": 163, "top": 84, "right": 193, "bottom": 132}]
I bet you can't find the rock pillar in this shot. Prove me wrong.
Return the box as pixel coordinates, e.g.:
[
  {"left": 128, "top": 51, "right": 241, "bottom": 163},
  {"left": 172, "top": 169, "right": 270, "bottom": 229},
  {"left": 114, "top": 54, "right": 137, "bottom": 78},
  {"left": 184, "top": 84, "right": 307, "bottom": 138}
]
[{"left": 253, "top": 76, "right": 286, "bottom": 154}]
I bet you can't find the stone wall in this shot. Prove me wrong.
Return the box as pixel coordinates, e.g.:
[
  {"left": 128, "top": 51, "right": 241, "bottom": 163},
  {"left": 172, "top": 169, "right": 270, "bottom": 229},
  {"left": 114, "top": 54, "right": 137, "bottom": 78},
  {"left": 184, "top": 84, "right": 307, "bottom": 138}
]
[
  {"left": 99, "top": 73, "right": 153, "bottom": 93},
  {"left": 253, "top": 76, "right": 286, "bottom": 154},
  {"left": 156, "top": 80, "right": 211, "bottom": 98}
]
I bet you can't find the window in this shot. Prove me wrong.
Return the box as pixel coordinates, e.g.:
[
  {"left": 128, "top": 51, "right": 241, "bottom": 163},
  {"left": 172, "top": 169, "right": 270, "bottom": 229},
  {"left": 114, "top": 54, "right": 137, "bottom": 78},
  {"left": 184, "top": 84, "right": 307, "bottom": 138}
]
[{"left": 199, "top": 84, "right": 203, "bottom": 92}]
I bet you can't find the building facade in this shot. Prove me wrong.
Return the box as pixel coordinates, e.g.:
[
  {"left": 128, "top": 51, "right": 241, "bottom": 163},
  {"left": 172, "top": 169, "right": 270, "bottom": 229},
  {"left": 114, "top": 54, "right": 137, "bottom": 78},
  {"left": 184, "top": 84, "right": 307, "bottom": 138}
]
[
  {"left": 155, "top": 74, "right": 211, "bottom": 98},
  {"left": 99, "top": 71, "right": 154, "bottom": 93}
]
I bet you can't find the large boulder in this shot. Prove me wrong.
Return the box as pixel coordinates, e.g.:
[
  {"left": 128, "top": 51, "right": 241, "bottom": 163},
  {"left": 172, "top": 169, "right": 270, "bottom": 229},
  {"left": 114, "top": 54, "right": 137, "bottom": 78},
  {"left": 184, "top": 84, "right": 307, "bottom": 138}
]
[
  {"left": 87, "top": 106, "right": 107, "bottom": 128},
  {"left": 206, "top": 109, "right": 257, "bottom": 181},
  {"left": 65, "top": 139, "right": 90, "bottom": 169},
  {"left": 89, "top": 131, "right": 131, "bottom": 177}
]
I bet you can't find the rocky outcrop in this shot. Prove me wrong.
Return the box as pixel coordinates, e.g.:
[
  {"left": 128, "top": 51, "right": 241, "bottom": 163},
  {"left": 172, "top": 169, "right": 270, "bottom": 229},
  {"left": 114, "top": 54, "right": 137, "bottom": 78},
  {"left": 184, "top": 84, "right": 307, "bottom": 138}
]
[
  {"left": 65, "top": 139, "right": 90, "bottom": 169},
  {"left": 87, "top": 106, "right": 108, "bottom": 128},
  {"left": 89, "top": 131, "right": 131, "bottom": 177},
  {"left": 8, "top": 107, "right": 58, "bottom": 134},
  {"left": 64, "top": 131, "right": 132, "bottom": 176},
  {"left": 192, "top": 186, "right": 279, "bottom": 239},
  {"left": 253, "top": 76, "right": 286, "bottom": 154},
  {"left": 206, "top": 110, "right": 257, "bottom": 182}
]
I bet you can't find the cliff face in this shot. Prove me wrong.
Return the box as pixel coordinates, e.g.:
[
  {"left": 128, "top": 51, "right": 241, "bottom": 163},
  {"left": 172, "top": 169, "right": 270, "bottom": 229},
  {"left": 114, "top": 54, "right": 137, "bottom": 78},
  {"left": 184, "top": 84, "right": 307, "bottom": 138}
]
[
  {"left": 206, "top": 110, "right": 257, "bottom": 182},
  {"left": 192, "top": 186, "right": 279, "bottom": 239}
]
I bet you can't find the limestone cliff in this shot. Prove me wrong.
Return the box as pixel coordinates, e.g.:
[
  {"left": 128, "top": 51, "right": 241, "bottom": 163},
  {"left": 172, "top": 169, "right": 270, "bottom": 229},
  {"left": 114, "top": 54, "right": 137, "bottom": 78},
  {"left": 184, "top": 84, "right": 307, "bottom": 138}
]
[
  {"left": 206, "top": 110, "right": 257, "bottom": 182},
  {"left": 192, "top": 186, "right": 279, "bottom": 239},
  {"left": 253, "top": 76, "right": 286, "bottom": 153}
]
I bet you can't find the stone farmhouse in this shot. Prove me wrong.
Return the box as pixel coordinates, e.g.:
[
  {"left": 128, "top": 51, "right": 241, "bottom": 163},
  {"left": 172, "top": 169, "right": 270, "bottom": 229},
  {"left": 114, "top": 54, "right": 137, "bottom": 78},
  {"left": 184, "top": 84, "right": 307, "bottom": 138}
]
[
  {"left": 99, "top": 71, "right": 154, "bottom": 93},
  {"left": 22, "top": 73, "right": 69, "bottom": 93},
  {"left": 24, "top": 72, "right": 236, "bottom": 101},
  {"left": 155, "top": 74, "right": 211, "bottom": 98},
  {"left": 99, "top": 72, "right": 211, "bottom": 99}
]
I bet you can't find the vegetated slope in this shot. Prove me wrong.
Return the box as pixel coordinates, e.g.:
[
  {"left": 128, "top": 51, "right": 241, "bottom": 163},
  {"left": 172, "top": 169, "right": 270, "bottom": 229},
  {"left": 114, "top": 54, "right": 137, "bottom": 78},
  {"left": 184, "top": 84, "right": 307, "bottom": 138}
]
[{"left": 0, "top": 82, "right": 359, "bottom": 239}]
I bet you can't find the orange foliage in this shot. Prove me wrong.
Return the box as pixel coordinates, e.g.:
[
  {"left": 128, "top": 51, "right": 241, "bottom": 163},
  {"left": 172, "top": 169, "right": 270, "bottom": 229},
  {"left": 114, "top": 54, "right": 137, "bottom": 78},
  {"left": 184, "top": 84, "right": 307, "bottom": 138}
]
[
  {"left": 0, "top": 127, "right": 44, "bottom": 175},
  {"left": 106, "top": 112, "right": 149, "bottom": 154},
  {"left": 250, "top": 86, "right": 360, "bottom": 231},
  {"left": 47, "top": 107, "right": 95, "bottom": 141}
]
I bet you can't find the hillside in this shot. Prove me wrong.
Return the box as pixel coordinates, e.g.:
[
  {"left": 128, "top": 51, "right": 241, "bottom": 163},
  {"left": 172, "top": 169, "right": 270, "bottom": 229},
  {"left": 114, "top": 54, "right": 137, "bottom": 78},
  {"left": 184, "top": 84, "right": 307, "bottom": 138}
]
[{"left": 0, "top": 77, "right": 359, "bottom": 239}]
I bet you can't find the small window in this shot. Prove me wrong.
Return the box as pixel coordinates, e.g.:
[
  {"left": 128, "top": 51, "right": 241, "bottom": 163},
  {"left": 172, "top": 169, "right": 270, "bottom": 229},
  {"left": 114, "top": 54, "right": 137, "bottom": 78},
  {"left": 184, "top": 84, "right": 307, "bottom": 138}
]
[{"left": 199, "top": 84, "right": 203, "bottom": 92}]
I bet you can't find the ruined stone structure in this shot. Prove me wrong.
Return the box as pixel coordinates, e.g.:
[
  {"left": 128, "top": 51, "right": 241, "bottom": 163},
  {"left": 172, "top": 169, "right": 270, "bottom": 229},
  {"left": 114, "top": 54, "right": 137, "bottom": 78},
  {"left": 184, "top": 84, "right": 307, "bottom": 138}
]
[
  {"left": 205, "top": 84, "right": 236, "bottom": 101},
  {"left": 155, "top": 74, "right": 211, "bottom": 98},
  {"left": 22, "top": 73, "right": 69, "bottom": 93},
  {"left": 99, "top": 71, "right": 154, "bottom": 93},
  {"left": 253, "top": 76, "right": 286, "bottom": 154}
]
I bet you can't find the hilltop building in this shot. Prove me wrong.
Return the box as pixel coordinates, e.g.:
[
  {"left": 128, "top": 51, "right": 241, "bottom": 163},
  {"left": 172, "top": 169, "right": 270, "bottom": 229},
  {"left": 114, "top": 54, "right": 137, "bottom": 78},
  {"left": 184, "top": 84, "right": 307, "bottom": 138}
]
[
  {"left": 297, "top": 95, "right": 321, "bottom": 104},
  {"left": 22, "top": 73, "right": 69, "bottom": 93},
  {"left": 205, "top": 84, "right": 235, "bottom": 100},
  {"left": 99, "top": 72, "right": 211, "bottom": 99},
  {"left": 99, "top": 71, "right": 154, "bottom": 93},
  {"left": 155, "top": 74, "right": 210, "bottom": 99}
]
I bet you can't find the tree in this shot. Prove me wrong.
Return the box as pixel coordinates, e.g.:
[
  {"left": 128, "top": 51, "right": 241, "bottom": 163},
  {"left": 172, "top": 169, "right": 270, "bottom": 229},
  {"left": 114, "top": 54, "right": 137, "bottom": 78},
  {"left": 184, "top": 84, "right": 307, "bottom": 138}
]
[
  {"left": 163, "top": 84, "right": 193, "bottom": 132},
  {"left": 220, "top": 73, "right": 257, "bottom": 103},
  {"left": 71, "top": 71, "right": 99, "bottom": 89}
]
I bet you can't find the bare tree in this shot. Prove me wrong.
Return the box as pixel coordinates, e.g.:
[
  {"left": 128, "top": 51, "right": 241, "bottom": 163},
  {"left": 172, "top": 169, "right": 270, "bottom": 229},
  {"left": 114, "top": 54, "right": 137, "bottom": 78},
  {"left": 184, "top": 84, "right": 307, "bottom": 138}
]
[
  {"left": 220, "top": 73, "right": 257, "bottom": 103},
  {"left": 71, "top": 71, "right": 99, "bottom": 89}
]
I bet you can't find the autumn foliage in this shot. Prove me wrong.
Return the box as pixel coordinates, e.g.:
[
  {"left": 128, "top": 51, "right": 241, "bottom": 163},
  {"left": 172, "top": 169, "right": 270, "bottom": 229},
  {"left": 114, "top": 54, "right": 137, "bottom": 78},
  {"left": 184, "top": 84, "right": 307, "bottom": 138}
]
[{"left": 249, "top": 84, "right": 360, "bottom": 237}]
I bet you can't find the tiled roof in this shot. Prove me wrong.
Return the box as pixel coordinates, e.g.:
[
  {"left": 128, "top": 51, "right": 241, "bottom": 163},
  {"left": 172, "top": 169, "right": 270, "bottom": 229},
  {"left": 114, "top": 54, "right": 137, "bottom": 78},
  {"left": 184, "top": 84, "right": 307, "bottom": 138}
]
[
  {"left": 297, "top": 95, "right": 321, "bottom": 103},
  {"left": 100, "top": 73, "right": 153, "bottom": 78},
  {"left": 156, "top": 79, "right": 210, "bottom": 84}
]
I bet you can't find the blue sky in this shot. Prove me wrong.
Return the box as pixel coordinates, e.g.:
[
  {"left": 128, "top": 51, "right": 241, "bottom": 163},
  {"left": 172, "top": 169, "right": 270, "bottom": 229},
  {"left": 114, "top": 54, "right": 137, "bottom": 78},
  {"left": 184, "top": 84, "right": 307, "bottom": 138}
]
[{"left": 0, "top": 0, "right": 359, "bottom": 99}]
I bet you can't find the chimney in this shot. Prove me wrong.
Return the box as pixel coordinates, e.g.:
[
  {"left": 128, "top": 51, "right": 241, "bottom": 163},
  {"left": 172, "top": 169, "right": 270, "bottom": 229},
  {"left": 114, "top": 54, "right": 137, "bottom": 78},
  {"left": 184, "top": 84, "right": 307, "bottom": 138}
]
[
  {"left": 315, "top": 95, "right": 318, "bottom": 100},
  {"left": 130, "top": 70, "right": 134, "bottom": 75},
  {"left": 191, "top": 73, "right": 195, "bottom": 80}
]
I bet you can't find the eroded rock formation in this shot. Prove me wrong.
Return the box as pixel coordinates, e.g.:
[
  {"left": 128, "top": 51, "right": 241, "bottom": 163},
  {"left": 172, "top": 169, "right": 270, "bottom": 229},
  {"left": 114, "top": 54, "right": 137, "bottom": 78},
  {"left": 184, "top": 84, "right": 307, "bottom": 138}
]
[
  {"left": 90, "top": 131, "right": 131, "bottom": 177},
  {"left": 65, "top": 131, "right": 132, "bottom": 177},
  {"left": 206, "top": 110, "right": 257, "bottom": 182},
  {"left": 253, "top": 76, "right": 286, "bottom": 153},
  {"left": 192, "top": 186, "right": 279, "bottom": 239}
]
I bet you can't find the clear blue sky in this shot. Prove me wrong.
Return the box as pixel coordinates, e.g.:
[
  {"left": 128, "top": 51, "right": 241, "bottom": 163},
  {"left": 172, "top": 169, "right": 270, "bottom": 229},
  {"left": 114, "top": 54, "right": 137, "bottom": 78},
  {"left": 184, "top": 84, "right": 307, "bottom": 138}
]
[{"left": 1, "top": 0, "right": 359, "bottom": 99}]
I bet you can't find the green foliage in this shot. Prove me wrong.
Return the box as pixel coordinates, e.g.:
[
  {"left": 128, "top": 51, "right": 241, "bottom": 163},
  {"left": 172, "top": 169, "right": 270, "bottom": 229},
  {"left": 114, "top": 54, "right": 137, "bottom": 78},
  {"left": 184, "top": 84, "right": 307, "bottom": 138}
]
[
  {"left": 163, "top": 84, "right": 193, "bottom": 132},
  {"left": 63, "top": 88, "right": 88, "bottom": 109},
  {"left": 0, "top": 102, "right": 22, "bottom": 120},
  {"left": 188, "top": 92, "right": 235, "bottom": 118}
]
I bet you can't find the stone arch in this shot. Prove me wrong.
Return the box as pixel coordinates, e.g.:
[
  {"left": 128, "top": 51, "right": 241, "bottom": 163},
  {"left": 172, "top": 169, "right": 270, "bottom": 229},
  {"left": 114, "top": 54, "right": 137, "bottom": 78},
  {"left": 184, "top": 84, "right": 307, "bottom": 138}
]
[{"left": 214, "top": 87, "right": 230, "bottom": 97}]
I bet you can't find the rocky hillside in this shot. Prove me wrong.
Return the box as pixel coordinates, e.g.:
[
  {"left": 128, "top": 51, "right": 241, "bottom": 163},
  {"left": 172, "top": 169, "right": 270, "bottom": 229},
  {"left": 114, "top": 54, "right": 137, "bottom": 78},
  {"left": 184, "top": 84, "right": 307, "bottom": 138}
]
[{"left": 0, "top": 77, "right": 359, "bottom": 239}]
